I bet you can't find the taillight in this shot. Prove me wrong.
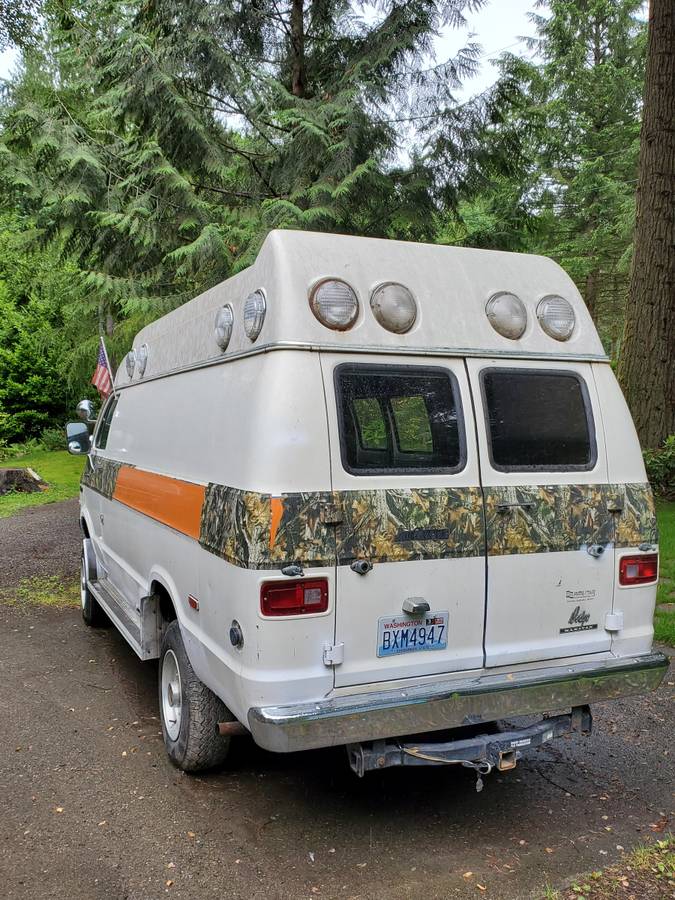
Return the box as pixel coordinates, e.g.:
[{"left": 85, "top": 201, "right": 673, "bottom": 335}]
[
  {"left": 619, "top": 553, "right": 658, "bottom": 586},
  {"left": 260, "top": 579, "right": 329, "bottom": 616}
]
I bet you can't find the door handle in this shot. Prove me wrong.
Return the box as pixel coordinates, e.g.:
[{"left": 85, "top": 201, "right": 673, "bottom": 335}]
[
  {"left": 497, "top": 501, "right": 535, "bottom": 514},
  {"left": 402, "top": 597, "right": 430, "bottom": 615}
]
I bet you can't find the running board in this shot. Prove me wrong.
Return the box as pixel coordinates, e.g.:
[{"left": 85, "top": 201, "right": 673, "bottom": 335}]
[{"left": 88, "top": 578, "right": 144, "bottom": 659}]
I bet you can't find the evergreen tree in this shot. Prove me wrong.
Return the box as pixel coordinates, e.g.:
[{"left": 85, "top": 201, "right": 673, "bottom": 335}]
[{"left": 1, "top": 0, "right": 483, "bottom": 334}]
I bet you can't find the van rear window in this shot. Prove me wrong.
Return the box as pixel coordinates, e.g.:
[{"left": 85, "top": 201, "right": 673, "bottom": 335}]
[
  {"left": 481, "top": 369, "right": 596, "bottom": 471},
  {"left": 335, "top": 365, "right": 465, "bottom": 474}
]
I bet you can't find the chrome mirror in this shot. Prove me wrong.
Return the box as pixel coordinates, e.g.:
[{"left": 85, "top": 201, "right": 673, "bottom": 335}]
[
  {"left": 76, "top": 399, "right": 97, "bottom": 424},
  {"left": 66, "top": 422, "right": 91, "bottom": 455}
]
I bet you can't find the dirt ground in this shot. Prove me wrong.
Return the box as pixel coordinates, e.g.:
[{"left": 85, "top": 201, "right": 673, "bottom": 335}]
[{"left": 1, "top": 500, "right": 673, "bottom": 900}]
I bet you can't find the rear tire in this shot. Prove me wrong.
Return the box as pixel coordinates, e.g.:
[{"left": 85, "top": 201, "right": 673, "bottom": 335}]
[
  {"left": 158, "top": 620, "right": 232, "bottom": 772},
  {"left": 80, "top": 549, "right": 108, "bottom": 628}
]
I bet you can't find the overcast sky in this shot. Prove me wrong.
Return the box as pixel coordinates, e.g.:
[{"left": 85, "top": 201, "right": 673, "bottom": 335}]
[{"left": 0, "top": 1, "right": 538, "bottom": 91}]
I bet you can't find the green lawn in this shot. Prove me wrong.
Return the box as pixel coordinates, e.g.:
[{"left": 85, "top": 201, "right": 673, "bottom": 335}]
[
  {"left": 0, "top": 450, "right": 85, "bottom": 518},
  {"left": 654, "top": 500, "right": 675, "bottom": 645}
]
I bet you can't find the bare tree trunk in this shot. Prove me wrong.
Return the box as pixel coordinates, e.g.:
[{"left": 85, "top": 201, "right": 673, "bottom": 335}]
[
  {"left": 618, "top": 0, "right": 674, "bottom": 449},
  {"left": 290, "top": 0, "right": 305, "bottom": 98}
]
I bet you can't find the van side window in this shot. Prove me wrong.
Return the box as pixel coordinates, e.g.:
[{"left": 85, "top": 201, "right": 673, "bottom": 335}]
[
  {"left": 335, "top": 365, "right": 465, "bottom": 474},
  {"left": 481, "top": 369, "right": 596, "bottom": 471},
  {"left": 95, "top": 396, "right": 119, "bottom": 450}
]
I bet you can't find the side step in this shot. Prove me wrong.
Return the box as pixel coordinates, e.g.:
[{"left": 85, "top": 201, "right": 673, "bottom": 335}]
[
  {"left": 346, "top": 706, "right": 592, "bottom": 779},
  {"left": 88, "top": 577, "right": 144, "bottom": 658}
]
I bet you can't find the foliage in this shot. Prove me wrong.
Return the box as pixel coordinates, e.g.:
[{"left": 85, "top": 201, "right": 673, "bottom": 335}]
[
  {"left": 644, "top": 436, "right": 675, "bottom": 500},
  {"left": 439, "top": 0, "right": 646, "bottom": 355},
  {"left": 0, "top": 449, "right": 85, "bottom": 517},
  {"left": 0, "top": 214, "right": 94, "bottom": 442},
  {"left": 0, "top": 0, "right": 484, "bottom": 333}
]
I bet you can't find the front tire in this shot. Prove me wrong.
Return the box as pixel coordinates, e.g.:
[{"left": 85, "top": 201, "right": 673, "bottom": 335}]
[
  {"left": 159, "top": 620, "right": 232, "bottom": 772},
  {"left": 80, "top": 549, "right": 108, "bottom": 627}
]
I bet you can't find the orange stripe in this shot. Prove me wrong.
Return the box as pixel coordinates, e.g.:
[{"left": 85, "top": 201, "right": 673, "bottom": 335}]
[
  {"left": 269, "top": 497, "right": 284, "bottom": 549},
  {"left": 113, "top": 467, "right": 205, "bottom": 540}
]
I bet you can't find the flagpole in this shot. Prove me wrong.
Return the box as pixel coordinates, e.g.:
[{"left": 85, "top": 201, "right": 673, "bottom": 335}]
[{"left": 99, "top": 335, "right": 117, "bottom": 397}]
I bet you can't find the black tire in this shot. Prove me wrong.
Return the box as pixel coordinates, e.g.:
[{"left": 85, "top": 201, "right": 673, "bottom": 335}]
[
  {"left": 80, "top": 550, "right": 109, "bottom": 628},
  {"left": 158, "top": 620, "right": 232, "bottom": 773}
]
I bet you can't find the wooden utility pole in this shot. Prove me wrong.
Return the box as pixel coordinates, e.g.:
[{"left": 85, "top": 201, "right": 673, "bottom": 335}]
[{"left": 618, "top": 0, "right": 674, "bottom": 449}]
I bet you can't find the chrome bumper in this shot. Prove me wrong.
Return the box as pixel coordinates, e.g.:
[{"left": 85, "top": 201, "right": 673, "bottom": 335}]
[{"left": 248, "top": 652, "right": 669, "bottom": 753}]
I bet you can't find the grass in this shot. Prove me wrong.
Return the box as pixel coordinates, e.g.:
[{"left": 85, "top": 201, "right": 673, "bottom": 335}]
[
  {"left": 539, "top": 836, "right": 674, "bottom": 899},
  {"left": 654, "top": 501, "right": 675, "bottom": 645},
  {"left": 0, "top": 450, "right": 85, "bottom": 518},
  {"left": 0, "top": 575, "right": 80, "bottom": 609}
]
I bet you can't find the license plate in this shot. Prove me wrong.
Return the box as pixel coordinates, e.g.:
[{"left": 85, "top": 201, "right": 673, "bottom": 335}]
[{"left": 377, "top": 612, "right": 449, "bottom": 658}]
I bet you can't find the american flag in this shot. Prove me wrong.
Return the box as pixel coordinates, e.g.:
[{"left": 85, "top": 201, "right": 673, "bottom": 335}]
[{"left": 91, "top": 339, "right": 113, "bottom": 399}]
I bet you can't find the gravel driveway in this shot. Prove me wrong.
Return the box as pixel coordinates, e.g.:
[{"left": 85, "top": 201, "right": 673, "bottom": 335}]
[{"left": 1, "top": 500, "right": 673, "bottom": 899}]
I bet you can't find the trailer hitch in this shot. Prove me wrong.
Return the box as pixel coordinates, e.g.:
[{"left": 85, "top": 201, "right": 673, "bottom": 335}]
[{"left": 346, "top": 706, "right": 592, "bottom": 785}]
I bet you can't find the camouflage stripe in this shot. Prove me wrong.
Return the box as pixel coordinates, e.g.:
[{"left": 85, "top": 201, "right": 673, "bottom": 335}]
[
  {"left": 198, "top": 481, "right": 656, "bottom": 569},
  {"left": 85, "top": 463, "right": 657, "bottom": 568},
  {"left": 485, "top": 483, "right": 657, "bottom": 556},
  {"left": 200, "top": 485, "right": 336, "bottom": 569},
  {"left": 81, "top": 457, "right": 126, "bottom": 500},
  {"left": 615, "top": 482, "right": 658, "bottom": 547}
]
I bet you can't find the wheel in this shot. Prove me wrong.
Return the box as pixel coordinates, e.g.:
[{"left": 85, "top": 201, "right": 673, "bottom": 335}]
[
  {"left": 80, "top": 548, "right": 108, "bottom": 627},
  {"left": 158, "top": 620, "right": 232, "bottom": 772}
]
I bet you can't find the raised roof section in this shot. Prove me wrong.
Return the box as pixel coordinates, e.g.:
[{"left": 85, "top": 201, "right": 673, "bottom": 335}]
[{"left": 115, "top": 230, "right": 606, "bottom": 386}]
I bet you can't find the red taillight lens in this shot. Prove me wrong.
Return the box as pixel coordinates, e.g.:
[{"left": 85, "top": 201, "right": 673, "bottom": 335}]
[
  {"left": 260, "top": 579, "right": 328, "bottom": 616},
  {"left": 619, "top": 553, "right": 658, "bottom": 586}
]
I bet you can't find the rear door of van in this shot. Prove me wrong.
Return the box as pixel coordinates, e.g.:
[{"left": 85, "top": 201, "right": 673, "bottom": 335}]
[
  {"left": 321, "top": 353, "right": 486, "bottom": 688},
  {"left": 465, "top": 359, "right": 614, "bottom": 667}
]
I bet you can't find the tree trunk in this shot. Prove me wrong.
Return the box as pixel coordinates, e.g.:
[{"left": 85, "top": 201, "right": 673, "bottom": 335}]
[
  {"left": 584, "top": 268, "right": 598, "bottom": 322},
  {"left": 618, "top": 0, "right": 674, "bottom": 449},
  {"left": 290, "top": 0, "right": 305, "bottom": 98}
]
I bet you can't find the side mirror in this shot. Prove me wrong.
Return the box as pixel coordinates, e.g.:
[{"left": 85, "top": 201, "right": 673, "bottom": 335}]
[
  {"left": 76, "top": 399, "right": 97, "bottom": 425},
  {"left": 66, "top": 422, "right": 91, "bottom": 455}
]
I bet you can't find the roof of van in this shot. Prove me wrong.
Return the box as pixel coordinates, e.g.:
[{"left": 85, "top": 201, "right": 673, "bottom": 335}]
[{"left": 116, "top": 230, "right": 606, "bottom": 386}]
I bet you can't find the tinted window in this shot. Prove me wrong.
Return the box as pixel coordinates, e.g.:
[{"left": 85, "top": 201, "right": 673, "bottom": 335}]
[
  {"left": 336, "top": 365, "right": 464, "bottom": 474},
  {"left": 95, "top": 396, "right": 119, "bottom": 450},
  {"left": 482, "top": 369, "right": 596, "bottom": 470}
]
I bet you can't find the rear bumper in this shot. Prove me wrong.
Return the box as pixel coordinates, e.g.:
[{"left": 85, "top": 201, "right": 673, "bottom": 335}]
[{"left": 247, "top": 651, "right": 669, "bottom": 752}]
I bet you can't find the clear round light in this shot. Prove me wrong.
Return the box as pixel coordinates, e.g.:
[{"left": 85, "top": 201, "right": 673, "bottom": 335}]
[
  {"left": 310, "top": 279, "right": 359, "bottom": 331},
  {"left": 243, "top": 289, "right": 266, "bottom": 342},
  {"left": 214, "top": 304, "right": 234, "bottom": 350},
  {"left": 486, "top": 291, "right": 527, "bottom": 340},
  {"left": 370, "top": 282, "right": 417, "bottom": 334},
  {"left": 125, "top": 349, "right": 136, "bottom": 377},
  {"left": 137, "top": 343, "right": 148, "bottom": 376},
  {"left": 537, "top": 294, "right": 576, "bottom": 341}
]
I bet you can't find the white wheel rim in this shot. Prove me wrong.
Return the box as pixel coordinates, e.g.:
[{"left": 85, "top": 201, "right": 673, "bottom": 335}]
[
  {"left": 161, "top": 649, "right": 182, "bottom": 741},
  {"left": 80, "top": 555, "right": 88, "bottom": 609}
]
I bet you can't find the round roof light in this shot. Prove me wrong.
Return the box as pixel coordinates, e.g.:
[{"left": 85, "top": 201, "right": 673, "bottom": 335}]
[
  {"left": 214, "top": 304, "right": 234, "bottom": 350},
  {"left": 125, "top": 349, "right": 136, "bottom": 377},
  {"left": 537, "top": 294, "right": 576, "bottom": 341},
  {"left": 370, "top": 282, "right": 417, "bottom": 334},
  {"left": 137, "top": 343, "right": 148, "bottom": 377},
  {"left": 486, "top": 291, "right": 527, "bottom": 340},
  {"left": 243, "top": 289, "right": 266, "bottom": 342},
  {"left": 310, "top": 279, "right": 359, "bottom": 331}
]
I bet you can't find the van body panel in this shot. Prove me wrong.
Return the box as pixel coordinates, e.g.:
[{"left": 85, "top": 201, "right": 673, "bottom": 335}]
[
  {"left": 320, "top": 352, "right": 487, "bottom": 688},
  {"left": 465, "top": 358, "right": 617, "bottom": 666}
]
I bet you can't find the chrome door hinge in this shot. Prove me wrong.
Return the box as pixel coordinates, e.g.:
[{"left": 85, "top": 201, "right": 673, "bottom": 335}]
[
  {"left": 323, "top": 642, "right": 344, "bottom": 666},
  {"left": 604, "top": 611, "right": 624, "bottom": 633}
]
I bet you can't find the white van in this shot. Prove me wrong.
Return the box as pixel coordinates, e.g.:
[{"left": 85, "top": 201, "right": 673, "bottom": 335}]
[{"left": 67, "top": 230, "right": 667, "bottom": 780}]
